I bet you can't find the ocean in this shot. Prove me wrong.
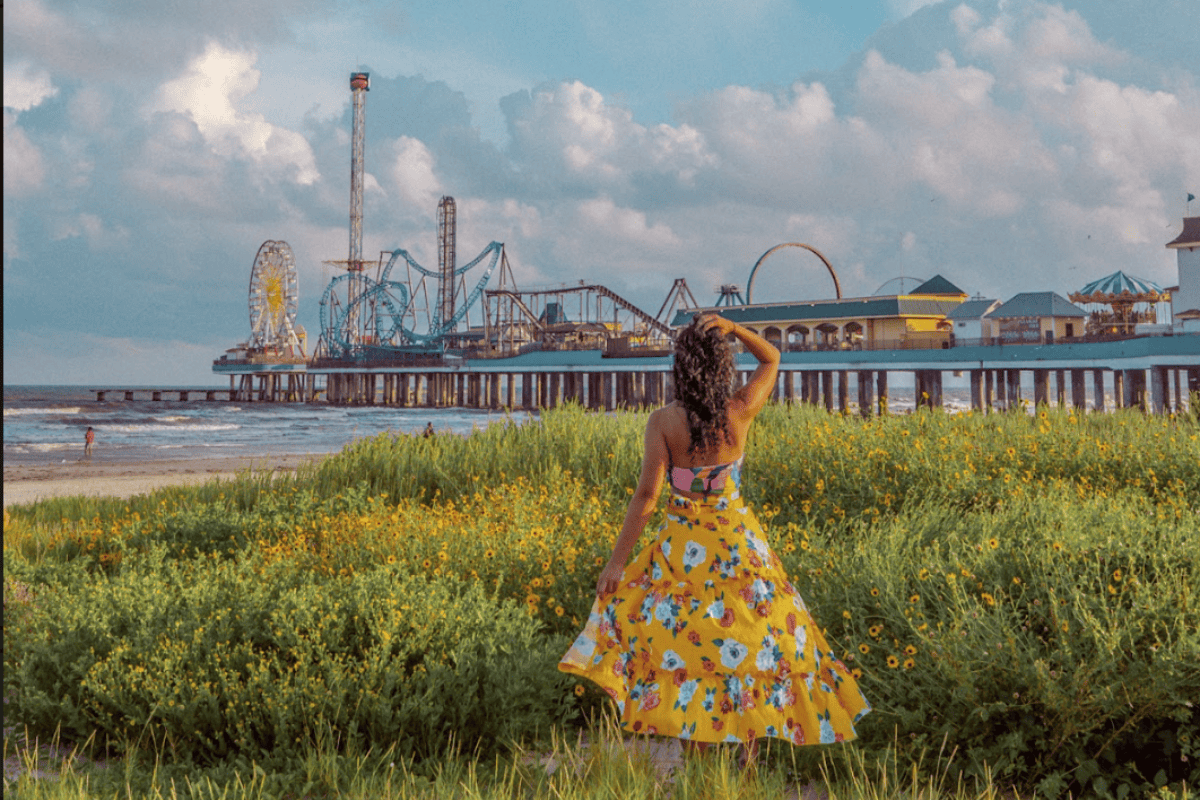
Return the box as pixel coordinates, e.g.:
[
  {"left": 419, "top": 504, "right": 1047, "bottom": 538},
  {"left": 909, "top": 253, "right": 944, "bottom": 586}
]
[
  {"left": 3, "top": 385, "right": 532, "bottom": 466},
  {"left": 4, "top": 378, "right": 1122, "bottom": 468}
]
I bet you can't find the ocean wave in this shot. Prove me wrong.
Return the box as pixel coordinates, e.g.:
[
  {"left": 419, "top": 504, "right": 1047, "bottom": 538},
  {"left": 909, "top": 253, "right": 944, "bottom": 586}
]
[
  {"left": 101, "top": 422, "right": 240, "bottom": 433},
  {"left": 152, "top": 415, "right": 194, "bottom": 423},
  {"left": 3, "top": 406, "right": 83, "bottom": 417},
  {"left": 153, "top": 442, "right": 240, "bottom": 449},
  {"left": 4, "top": 442, "right": 78, "bottom": 453}
]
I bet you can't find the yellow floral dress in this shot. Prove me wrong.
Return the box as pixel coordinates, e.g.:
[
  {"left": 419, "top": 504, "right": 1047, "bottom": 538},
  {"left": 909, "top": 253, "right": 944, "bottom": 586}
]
[{"left": 559, "top": 457, "right": 870, "bottom": 745}]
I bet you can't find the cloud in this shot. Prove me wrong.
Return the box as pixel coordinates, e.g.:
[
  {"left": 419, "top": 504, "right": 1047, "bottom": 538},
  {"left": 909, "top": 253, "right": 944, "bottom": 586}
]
[
  {"left": 3, "top": 0, "right": 323, "bottom": 81},
  {"left": 954, "top": 2, "right": 1125, "bottom": 94},
  {"left": 386, "top": 136, "right": 444, "bottom": 212},
  {"left": 3, "top": 111, "right": 46, "bottom": 196},
  {"left": 150, "top": 42, "right": 319, "bottom": 185},
  {"left": 854, "top": 49, "right": 1057, "bottom": 215},
  {"left": 3, "top": 61, "right": 58, "bottom": 111},
  {"left": 4, "top": 0, "right": 1198, "bottom": 386},
  {"left": 1060, "top": 76, "right": 1200, "bottom": 201},
  {"left": 576, "top": 197, "right": 681, "bottom": 249},
  {"left": 506, "top": 81, "right": 631, "bottom": 184},
  {"left": 885, "top": 0, "right": 943, "bottom": 20}
]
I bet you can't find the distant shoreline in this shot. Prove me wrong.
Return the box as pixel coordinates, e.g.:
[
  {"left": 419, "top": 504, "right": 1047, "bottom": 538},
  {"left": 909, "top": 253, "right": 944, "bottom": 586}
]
[{"left": 3, "top": 453, "right": 324, "bottom": 508}]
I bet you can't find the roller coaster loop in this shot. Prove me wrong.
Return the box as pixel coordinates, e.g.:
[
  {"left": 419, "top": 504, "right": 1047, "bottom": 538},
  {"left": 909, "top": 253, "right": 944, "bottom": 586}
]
[
  {"left": 745, "top": 243, "right": 841, "bottom": 304},
  {"left": 319, "top": 242, "right": 504, "bottom": 356}
]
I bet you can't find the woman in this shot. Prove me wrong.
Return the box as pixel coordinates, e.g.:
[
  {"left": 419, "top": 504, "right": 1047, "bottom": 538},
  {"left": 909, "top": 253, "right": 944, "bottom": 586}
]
[{"left": 559, "top": 312, "right": 870, "bottom": 764}]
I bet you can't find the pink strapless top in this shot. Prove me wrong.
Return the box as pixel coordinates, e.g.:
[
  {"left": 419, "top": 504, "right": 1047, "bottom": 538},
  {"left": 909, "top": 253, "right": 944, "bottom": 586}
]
[{"left": 669, "top": 455, "right": 744, "bottom": 496}]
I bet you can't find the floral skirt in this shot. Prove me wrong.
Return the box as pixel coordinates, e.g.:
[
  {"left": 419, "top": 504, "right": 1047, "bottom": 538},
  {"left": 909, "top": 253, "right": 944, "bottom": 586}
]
[{"left": 559, "top": 489, "right": 870, "bottom": 745}]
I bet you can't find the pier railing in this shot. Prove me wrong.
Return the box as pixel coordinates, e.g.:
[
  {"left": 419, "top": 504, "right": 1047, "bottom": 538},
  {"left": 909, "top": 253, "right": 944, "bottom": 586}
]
[{"left": 779, "top": 329, "right": 1186, "bottom": 353}]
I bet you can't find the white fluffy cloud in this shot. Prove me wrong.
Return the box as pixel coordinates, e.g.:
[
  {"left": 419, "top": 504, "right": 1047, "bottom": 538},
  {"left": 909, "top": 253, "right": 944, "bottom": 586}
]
[
  {"left": 508, "top": 81, "right": 718, "bottom": 190},
  {"left": 3, "top": 111, "right": 45, "bottom": 196},
  {"left": 3, "top": 61, "right": 58, "bottom": 111},
  {"left": 386, "top": 136, "right": 444, "bottom": 213},
  {"left": 576, "top": 197, "right": 681, "bottom": 249},
  {"left": 2, "top": 62, "right": 55, "bottom": 197},
  {"left": 150, "top": 42, "right": 319, "bottom": 185},
  {"left": 886, "top": 0, "right": 942, "bottom": 19},
  {"left": 4, "top": 0, "right": 1197, "bottom": 384}
]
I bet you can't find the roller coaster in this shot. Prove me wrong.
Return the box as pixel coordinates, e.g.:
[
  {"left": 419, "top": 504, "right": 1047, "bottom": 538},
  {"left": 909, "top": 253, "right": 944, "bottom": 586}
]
[
  {"left": 315, "top": 231, "right": 693, "bottom": 361},
  {"left": 316, "top": 238, "right": 505, "bottom": 360},
  {"left": 482, "top": 272, "right": 682, "bottom": 357},
  {"left": 311, "top": 73, "right": 698, "bottom": 364}
]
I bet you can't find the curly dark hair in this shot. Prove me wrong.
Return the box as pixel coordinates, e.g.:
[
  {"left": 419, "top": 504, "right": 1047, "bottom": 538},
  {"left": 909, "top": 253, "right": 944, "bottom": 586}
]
[{"left": 672, "top": 316, "right": 737, "bottom": 454}]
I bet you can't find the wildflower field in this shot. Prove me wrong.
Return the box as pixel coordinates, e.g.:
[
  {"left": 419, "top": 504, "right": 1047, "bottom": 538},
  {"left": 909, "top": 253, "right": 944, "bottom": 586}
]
[{"left": 4, "top": 403, "right": 1199, "bottom": 799}]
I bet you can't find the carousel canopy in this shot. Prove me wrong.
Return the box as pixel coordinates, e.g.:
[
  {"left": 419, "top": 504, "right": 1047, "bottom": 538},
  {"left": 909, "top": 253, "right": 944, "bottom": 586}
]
[{"left": 1069, "top": 271, "right": 1165, "bottom": 304}]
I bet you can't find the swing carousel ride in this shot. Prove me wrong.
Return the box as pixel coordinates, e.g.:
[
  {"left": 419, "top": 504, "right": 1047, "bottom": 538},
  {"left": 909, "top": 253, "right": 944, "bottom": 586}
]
[{"left": 1069, "top": 270, "right": 1170, "bottom": 335}]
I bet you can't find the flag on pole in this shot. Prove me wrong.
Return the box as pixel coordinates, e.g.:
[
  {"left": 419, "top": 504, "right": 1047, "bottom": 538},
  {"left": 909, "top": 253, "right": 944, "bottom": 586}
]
[{"left": 1189, "top": 193, "right": 1196, "bottom": 202}]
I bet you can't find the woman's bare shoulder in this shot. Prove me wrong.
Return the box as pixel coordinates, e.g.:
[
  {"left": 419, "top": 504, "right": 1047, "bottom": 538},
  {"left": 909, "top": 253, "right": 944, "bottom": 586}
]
[
  {"left": 649, "top": 403, "right": 691, "bottom": 447},
  {"left": 651, "top": 402, "right": 688, "bottom": 427}
]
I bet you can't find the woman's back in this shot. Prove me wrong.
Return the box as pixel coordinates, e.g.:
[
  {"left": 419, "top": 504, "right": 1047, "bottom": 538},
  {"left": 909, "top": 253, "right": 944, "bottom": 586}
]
[{"left": 658, "top": 401, "right": 748, "bottom": 470}]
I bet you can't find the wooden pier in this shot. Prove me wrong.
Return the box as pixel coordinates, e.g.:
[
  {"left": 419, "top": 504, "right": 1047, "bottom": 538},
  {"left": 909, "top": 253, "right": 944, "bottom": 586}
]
[
  {"left": 175, "top": 334, "right": 1200, "bottom": 414},
  {"left": 207, "top": 335, "right": 1200, "bottom": 415}
]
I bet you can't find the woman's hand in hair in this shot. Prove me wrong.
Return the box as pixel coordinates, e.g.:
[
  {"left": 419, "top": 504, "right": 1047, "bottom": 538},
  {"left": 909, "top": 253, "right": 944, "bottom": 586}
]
[{"left": 698, "top": 313, "right": 736, "bottom": 337}]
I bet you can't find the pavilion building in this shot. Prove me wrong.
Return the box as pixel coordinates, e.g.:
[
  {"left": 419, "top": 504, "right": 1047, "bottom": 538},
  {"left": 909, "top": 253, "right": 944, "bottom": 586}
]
[
  {"left": 670, "top": 275, "right": 969, "bottom": 351},
  {"left": 987, "top": 292, "right": 1088, "bottom": 344},
  {"left": 946, "top": 298, "right": 1001, "bottom": 343}
]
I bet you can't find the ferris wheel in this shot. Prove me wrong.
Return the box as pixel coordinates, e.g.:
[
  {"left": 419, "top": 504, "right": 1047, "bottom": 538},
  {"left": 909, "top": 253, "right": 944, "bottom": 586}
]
[{"left": 248, "top": 240, "right": 302, "bottom": 355}]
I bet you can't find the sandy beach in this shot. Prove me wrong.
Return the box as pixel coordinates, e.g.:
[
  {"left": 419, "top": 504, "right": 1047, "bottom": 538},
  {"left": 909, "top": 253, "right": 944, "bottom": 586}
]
[{"left": 3, "top": 453, "right": 325, "bottom": 508}]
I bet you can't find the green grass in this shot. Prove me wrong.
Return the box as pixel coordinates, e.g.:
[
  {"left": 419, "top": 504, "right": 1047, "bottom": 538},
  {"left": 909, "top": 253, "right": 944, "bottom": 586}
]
[
  {"left": 4, "top": 403, "right": 1198, "bottom": 799},
  {"left": 4, "top": 715, "right": 1041, "bottom": 800}
]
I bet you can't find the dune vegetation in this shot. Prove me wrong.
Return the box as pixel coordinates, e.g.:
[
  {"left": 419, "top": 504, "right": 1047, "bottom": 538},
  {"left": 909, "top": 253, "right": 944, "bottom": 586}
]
[{"left": 5, "top": 403, "right": 1198, "bottom": 799}]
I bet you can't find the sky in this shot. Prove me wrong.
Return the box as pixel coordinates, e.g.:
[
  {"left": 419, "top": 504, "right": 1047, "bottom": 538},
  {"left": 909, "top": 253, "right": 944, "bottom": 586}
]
[{"left": 4, "top": 0, "right": 1199, "bottom": 386}]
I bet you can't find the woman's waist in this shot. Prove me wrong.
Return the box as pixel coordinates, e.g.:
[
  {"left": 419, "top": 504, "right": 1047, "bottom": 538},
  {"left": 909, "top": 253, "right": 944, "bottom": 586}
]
[{"left": 666, "top": 488, "right": 745, "bottom": 512}]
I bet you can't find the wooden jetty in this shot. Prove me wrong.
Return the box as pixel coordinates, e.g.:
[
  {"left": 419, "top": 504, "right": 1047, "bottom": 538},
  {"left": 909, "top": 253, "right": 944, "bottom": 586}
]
[{"left": 92, "top": 388, "right": 236, "bottom": 402}]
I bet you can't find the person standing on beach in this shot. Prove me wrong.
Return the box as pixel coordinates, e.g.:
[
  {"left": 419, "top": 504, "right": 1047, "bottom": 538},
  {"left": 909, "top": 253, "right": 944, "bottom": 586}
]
[
  {"left": 559, "top": 312, "right": 870, "bottom": 767},
  {"left": 84, "top": 426, "right": 95, "bottom": 458}
]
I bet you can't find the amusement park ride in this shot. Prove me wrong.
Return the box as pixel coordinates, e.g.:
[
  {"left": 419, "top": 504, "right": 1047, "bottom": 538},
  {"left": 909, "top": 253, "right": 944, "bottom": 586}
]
[
  {"left": 198, "top": 71, "right": 1197, "bottom": 411},
  {"left": 221, "top": 239, "right": 306, "bottom": 363},
  {"left": 304, "top": 71, "right": 694, "bottom": 365},
  {"left": 219, "top": 72, "right": 840, "bottom": 373}
]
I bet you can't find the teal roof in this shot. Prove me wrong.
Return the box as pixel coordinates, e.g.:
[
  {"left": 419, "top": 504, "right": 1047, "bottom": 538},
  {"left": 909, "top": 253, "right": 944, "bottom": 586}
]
[
  {"left": 946, "top": 299, "right": 998, "bottom": 320},
  {"left": 1075, "top": 271, "right": 1163, "bottom": 297},
  {"left": 911, "top": 274, "right": 966, "bottom": 296},
  {"left": 671, "top": 297, "right": 962, "bottom": 327},
  {"left": 990, "top": 292, "right": 1086, "bottom": 319}
]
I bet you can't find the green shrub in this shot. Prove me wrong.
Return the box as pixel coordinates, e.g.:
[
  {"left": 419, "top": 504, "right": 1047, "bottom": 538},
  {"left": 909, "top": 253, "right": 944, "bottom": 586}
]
[
  {"left": 4, "top": 549, "right": 577, "bottom": 766},
  {"left": 778, "top": 492, "right": 1200, "bottom": 798},
  {"left": 4, "top": 404, "right": 1198, "bottom": 796}
]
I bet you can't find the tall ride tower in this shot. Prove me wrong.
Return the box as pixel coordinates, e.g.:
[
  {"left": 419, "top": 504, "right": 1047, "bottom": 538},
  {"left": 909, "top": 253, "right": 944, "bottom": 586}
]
[
  {"left": 437, "top": 196, "right": 457, "bottom": 330},
  {"left": 349, "top": 72, "right": 369, "bottom": 272},
  {"left": 345, "top": 71, "right": 370, "bottom": 342}
]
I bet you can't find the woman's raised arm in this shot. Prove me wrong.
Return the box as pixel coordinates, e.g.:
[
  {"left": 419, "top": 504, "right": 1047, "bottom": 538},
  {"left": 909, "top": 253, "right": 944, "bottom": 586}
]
[{"left": 698, "top": 314, "right": 780, "bottom": 417}]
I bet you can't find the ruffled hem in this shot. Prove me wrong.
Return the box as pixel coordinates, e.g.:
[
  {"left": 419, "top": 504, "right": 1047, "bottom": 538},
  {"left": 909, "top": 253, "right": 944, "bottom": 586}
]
[
  {"left": 559, "top": 476, "right": 870, "bottom": 744},
  {"left": 561, "top": 609, "right": 871, "bottom": 745}
]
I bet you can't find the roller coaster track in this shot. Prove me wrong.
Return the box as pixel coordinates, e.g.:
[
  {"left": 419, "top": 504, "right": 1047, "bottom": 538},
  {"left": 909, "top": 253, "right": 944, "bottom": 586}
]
[
  {"left": 489, "top": 284, "right": 672, "bottom": 338},
  {"left": 588, "top": 285, "right": 673, "bottom": 337},
  {"left": 746, "top": 242, "right": 841, "bottom": 304},
  {"left": 320, "top": 242, "right": 503, "bottom": 356},
  {"left": 487, "top": 290, "right": 547, "bottom": 332}
]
